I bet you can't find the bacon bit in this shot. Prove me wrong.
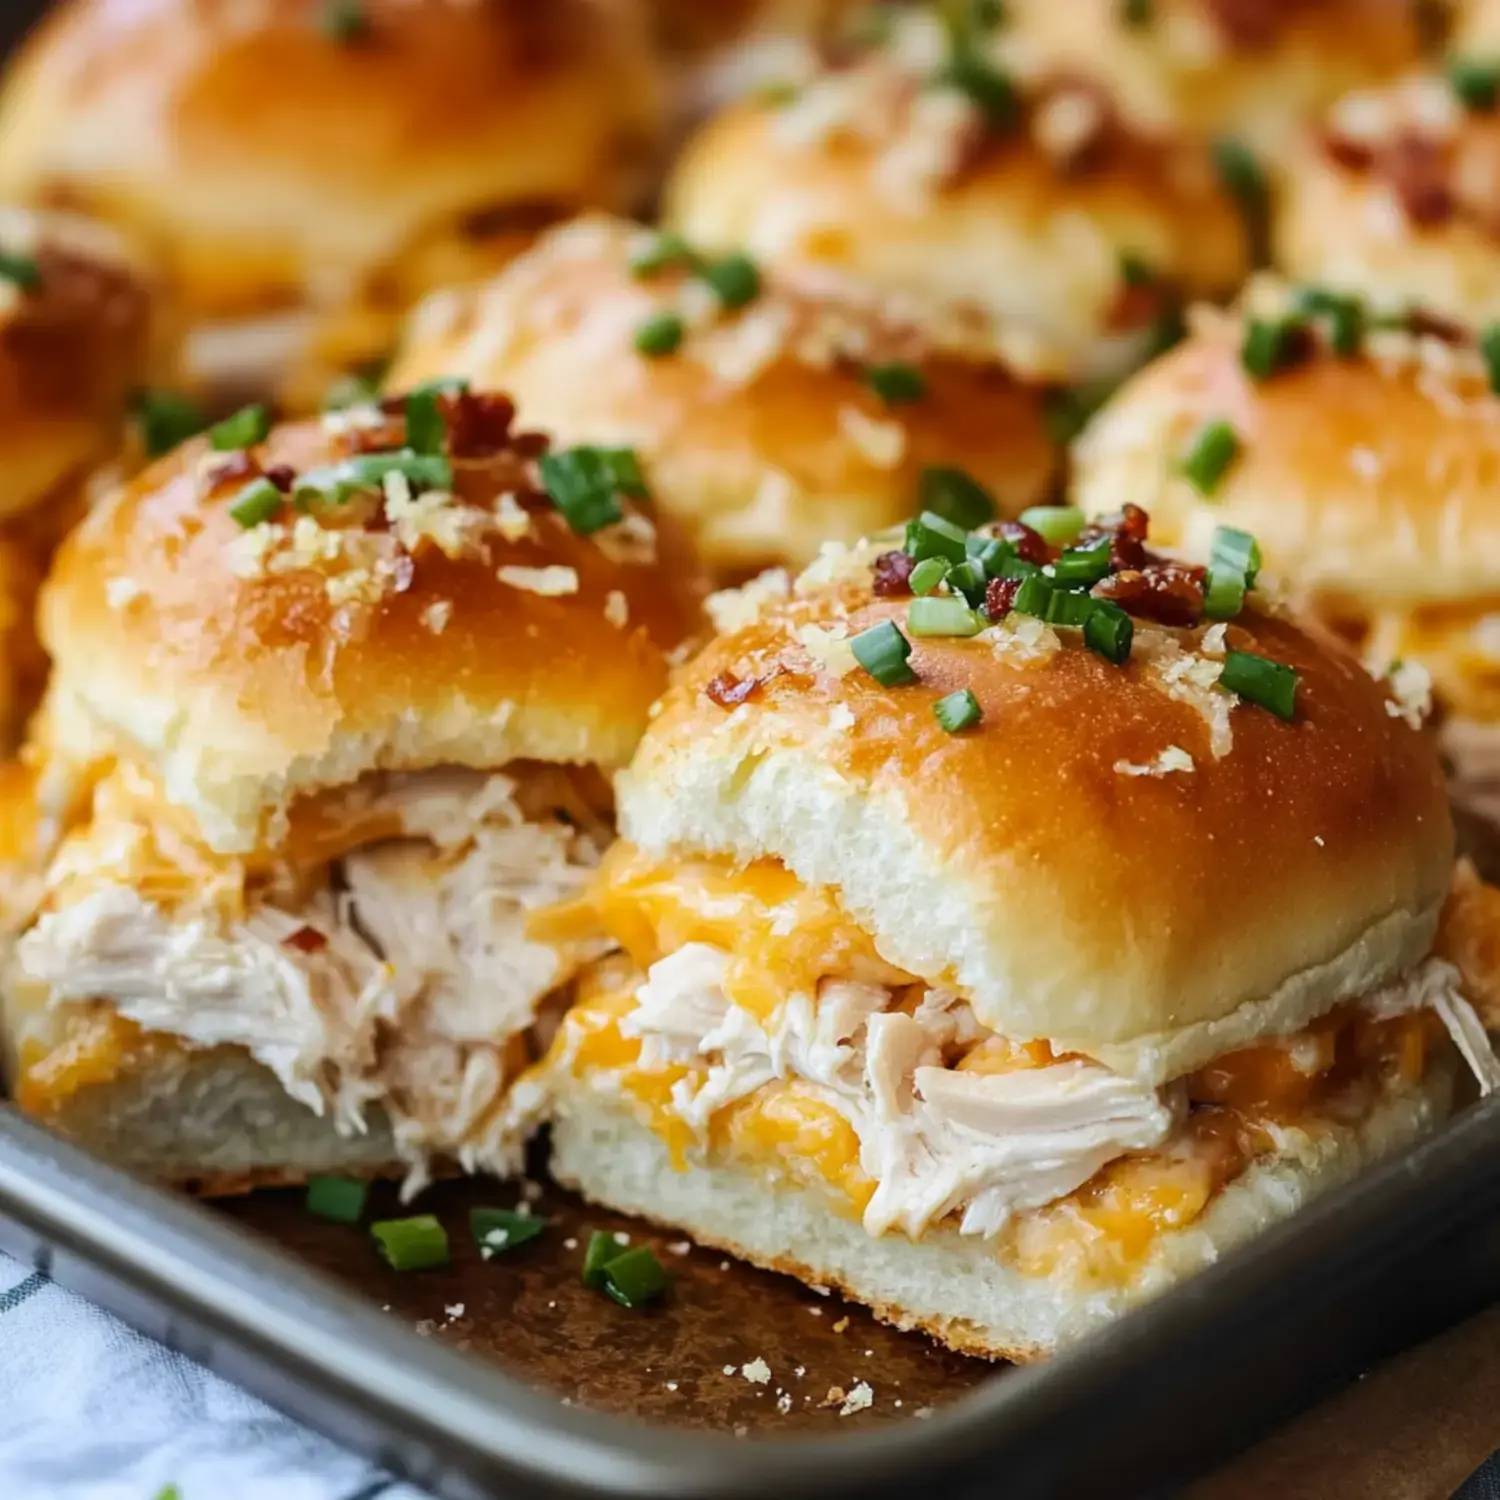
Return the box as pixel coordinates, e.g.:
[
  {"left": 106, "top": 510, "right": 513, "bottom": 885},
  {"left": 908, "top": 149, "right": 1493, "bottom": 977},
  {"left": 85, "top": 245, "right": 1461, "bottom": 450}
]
[
  {"left": 1386, "top": 134, "right": 1455, "bottom": 226},
  {"left": 1322, "top": 130, "right": 1375, "bottom": 172},
  {"left": 1406, "top": 306, "right": 1468, "bottom": 343},
  {"left": 511, "top": 430, "right": 551, "bottom": 461},
  {"left": 264, "top": 464, "right": 296, "bottom": 493},
  {"left": 205, "top": 450, "right": 258, "bottom": 490},
  {"left": 284, "top": 926, "right": 328, "bottom": 954},
  {"left": 985, "top": 575, "right": 1022, "bottom": 620},
  {"left": 705, "top": 671, "right": 761, "bottom": 708},
  {"left": 996, "top": 520, "right": 1053, "bottom": 566},
  {"left": 872, "top": 550, "right": 917, "bottom": 597},
  {"left": 1096, "top": 562, "right": 1206, "bottom": 626},
  {"left": 446, "top": 391, "right": 519, "bottom": 459},
  {"left": 1107, "top": 278, "right": 1171, "bottom": 333},
  {"left": 1207, "top": 0, "right": 1288, "bottom": 49}
]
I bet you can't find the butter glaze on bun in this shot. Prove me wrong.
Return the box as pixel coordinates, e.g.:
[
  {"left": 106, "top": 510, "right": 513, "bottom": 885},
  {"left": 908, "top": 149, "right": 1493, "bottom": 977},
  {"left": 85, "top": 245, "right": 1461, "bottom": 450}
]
[
  {"left": 390, "top": 217, "right": 1057, "bottom": 577},
  {"left": 996, "top": 0, "right": 1424, "bottom": 152},
  {"left": 664, "top": 11, "right": 1248, "bottom": 384},
  {"left": 0, "top": 0, "right": 664, "bottom": 404},
  {"left": 618, "top": 537, "right": 1453, "bottom": 1083},
  {"left": 41, "top": 393, "right": 706, "bottom": 854},
  {"left": 1275, "top": 74, "right": 1500, "bottom": 328}
]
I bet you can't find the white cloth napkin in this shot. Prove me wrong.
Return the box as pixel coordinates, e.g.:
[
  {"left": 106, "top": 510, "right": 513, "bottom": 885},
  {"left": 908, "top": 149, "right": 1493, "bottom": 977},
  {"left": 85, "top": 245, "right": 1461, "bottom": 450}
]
[{"left": 0, "top": 1251, "right": 428, "bottom": 1500}]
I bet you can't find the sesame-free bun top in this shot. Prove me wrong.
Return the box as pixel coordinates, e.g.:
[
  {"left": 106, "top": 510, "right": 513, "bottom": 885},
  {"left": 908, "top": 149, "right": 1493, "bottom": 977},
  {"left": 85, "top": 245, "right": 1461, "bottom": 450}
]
[
  {"left": 996, "top": 0, "right": 1424, "bottom": 153},
  {"left": 40, "top": 392, "right": 706, "bottom": 856},
  {"left": 0, "top": 207, "right": 161, "bottom": 520},
  {"left": 389, "top": 217, "right": 1057, "bottom": 577},
  {"left": 620, "top": 537, "right": 1452, "bottom": 1084},
  {"left": 662, "top": 11, "right": 1248, "bottom": 384},
  {"left": 1275, "top": 74, "right": 1500, "bottom": 328},
  {"left": 1072, "top": 292, "right": 1500, "bottom": 614},
  {"left": 0, "top": 0, "right": 663, "bottom": 395}
]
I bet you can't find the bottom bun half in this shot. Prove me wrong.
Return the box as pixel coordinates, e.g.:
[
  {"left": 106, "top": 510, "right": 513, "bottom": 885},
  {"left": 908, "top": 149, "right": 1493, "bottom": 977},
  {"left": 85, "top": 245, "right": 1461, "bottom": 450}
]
[{"left": 548, "top": 1065, "right": 1454, "bottom": 1362}]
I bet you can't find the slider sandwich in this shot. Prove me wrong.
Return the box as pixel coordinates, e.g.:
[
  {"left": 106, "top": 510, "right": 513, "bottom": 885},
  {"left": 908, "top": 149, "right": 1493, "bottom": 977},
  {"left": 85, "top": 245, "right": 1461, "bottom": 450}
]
[
  {"left": 663, "top": 5, "right": 1249, "bottom": 390},
  {"left": 1072, "top": 281, "right": 1500, "bottom": 827},
  {"left": 1276, "top": 69, "right": 1500, "bottom": 329},
  {"left": 0, "top": 386, "right": 704, "bottom": 1193},
  {"left": 0, "top": 0, "right": 664, "bottom": 409},
  {"left": 994, "top": 0, "right": 1425, "bottom": 156},
  {"left": 390, "top": 216, "right": 1056, "bottom": 579},
  {"left": 0, "top": 206, "right": 164, "bottom": 744},
  {"left": 537, "top": 502, "right": 1496, "bottom": 1358}
]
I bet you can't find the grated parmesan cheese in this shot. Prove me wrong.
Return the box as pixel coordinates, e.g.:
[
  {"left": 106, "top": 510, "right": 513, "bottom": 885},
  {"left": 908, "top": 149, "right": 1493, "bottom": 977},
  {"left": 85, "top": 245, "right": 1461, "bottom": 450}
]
[
  {"left": 421, "top": 600, "right": 452, "bottom": 635},
  {"left": 604, "top": 590, "right": 629, "bottom": 629},
  {"left": 497, "top": 565, "right": 579, "bottom": 597},
  {"left": 838, "top": 405, "right": 906, "bottom": 469},
  {"left": 707, "top": 569, "right": 791, "bottom": 634},
  {"left": 105, "top": 577, "right": 142, "bottom": 610},
  {"left": 796, "top": 621, "right": 858, "bottom": 678},
  {"left": 1115, "top": 745, "right": 1195, "bottom": 778}
]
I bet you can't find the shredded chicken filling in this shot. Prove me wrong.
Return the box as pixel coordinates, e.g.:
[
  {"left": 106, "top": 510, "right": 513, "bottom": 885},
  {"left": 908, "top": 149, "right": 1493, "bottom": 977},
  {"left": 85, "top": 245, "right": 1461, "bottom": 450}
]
[
  {"left": 565, "top": 941, "right": 1489, "bottom": 1244},
  {"left": 15, "top": 767, "right": 610, "bottom": 1188}
]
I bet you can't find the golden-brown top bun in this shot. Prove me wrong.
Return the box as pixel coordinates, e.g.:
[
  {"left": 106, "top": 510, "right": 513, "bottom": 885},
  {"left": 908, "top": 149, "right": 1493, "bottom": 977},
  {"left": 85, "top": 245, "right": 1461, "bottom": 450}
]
[
  {"left": 620, "top": 532, "right": 1452, "bottom": 1083},
  {"left": 0, "top": 207, "right": 161, "bottom": 520},
  {"left": 0, "top": 0, "right": 663, "bottom": 398},
  {"left": 388, "top": 217, "right": 1058, "bottom": 577},
  {"left": 997, "top": 0, "right": 1424, "bottom": 154},
  {"left": 1072, "top": 293, "right": 1500, "bottom": 613},
  {"left": 40, "top": 391, "right": 707, "bottom": 855},
  {"left": 1275, "top": 73, "right": 1500, "bottom": 328},
  {"left": 663, "top": 11, "right": 1248, "bottom": 384}
]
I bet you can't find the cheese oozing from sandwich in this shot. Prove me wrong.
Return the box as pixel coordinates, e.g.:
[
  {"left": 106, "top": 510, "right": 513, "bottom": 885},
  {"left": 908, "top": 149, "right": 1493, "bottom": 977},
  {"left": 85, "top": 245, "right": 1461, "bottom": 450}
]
[
  {"left": 538, "top": 843, "right": 1493, "bottom": 1282},
  {"left": 10, "top": 762, "right": 612, "bottom": 1187}
]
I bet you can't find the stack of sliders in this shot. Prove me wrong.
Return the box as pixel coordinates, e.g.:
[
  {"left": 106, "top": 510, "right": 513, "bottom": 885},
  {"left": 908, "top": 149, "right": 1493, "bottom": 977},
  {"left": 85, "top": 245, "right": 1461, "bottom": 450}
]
[
  {"left": 0, "top": 384, "right": 703, "bottom": 1194},
  {"left": 1070, "top": 279, "right": 1500, "bottom": 830},
  {"left": 535, "top": 499, "right": 1499, "bottom": 1358}
]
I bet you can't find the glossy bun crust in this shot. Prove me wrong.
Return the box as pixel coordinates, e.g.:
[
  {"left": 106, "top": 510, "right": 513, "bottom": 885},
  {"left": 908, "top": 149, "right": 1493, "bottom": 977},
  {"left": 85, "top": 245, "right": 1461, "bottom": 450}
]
[
  {"left": 998, "top": 0, "right": 1424, "bottom": 151},
  {"left": 390, "top": 218, "right": 1057, "bottom": 577},
  {"left": 1275, "top": 74, "right": 1500, "bottom": 328},
  {"left": 1073, "top": 301, "right": 1500, "bottom": 613},
  {"left": 620, "top": 547, "right": 1452, "bottom": 1081},
  {"left": 42, "top": 396, "right": 706, "bottom": 854},
  {"left": 0, "top": 0, "right": 663, "bottom": 399},
  {"left": 664, "top": 19, "right": 1248, "bottom": 383}
]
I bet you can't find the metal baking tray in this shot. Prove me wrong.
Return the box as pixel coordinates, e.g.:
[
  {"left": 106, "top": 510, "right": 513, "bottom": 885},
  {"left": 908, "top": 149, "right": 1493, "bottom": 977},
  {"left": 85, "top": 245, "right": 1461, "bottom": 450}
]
[{"left": 1, "top": 1094, "right": 1499, "bottom": 1500}]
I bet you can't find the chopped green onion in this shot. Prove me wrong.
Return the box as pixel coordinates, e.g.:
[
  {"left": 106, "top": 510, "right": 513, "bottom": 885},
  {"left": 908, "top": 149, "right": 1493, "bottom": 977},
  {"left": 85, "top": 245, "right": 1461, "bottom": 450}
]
[
  {"left": 1482, "top": 323, "right": 1500, "bottom": 394},
  {"left": 1181, "top": 419, "right": 1240, "bottom": 496},
  {"left": 598, "top": 1246, "right": 669, "bottom": 1309},
  {"left": 1120, "top": 0, "right": 1152, "bottom": 26},
  {"left": 1118, "top": 250, "right": 1155, "bottom": 286},
  {"left": 132, "top": 389, "right": 206, "bottom": 458},
  {"left": 582, "top": 1230, "right": 627, "bottom": 1290},
  {"left": 1240, "top": 317, "right": 1304, "bottom": 380},
  {"left": 209, "top": 403, "right": 271, "bottom": 452},
  {"left": 698, "top": 253, "right": 761, "bottom": 309},
  {"left": 1219, "top": 649, "right": 1297, "bottom": 720},
  {"left": 1041, "top": 387, "right": 1102, "bottom": 447},
  {"left": 629, "top": 231, "right": 694, "bottom": 279},
  {"left": 1213, "top": 135, "right": 1270, "bottom": 263},
  {"left": 1293, "top": 286, "right": 1364, "bottom": 356},
  {"left": 0, "top": 251, "right": 41, "bottom": 291},
  {"left": 940, "top": 50, "right": 1017, "bottom": 129},
  {"left": 1141, "top": 304, "right": 1187, "bottom": 364},
  {"left": 226, "top": 477, "right": 284, "bottom": 529},
  {"left": 966, "top": 535, "right": 1017, "bottom": 579},
  {"left": 471, "top": 1207, "right": 546, "bottom": 1259},
  {"left": 865, "top": 362, "right": 928, "bottom": 404},
  {"left": 851, "top": 619, "right": 917, "bottom": 685},
  {"left": 919, "top": 466, "right": 995, "bottom": 529},
  {"left": 323, "top": 367, "right": 384, "bottom": 412},
  {"left": 404, "top": 379, "right": 467, "bottom": 455},
  {"left": 903, "top": 510, "right": 971, "bottom": 565},
  {"left": 1450, "top": 57, "right": 1500, "bottom": 112},
  {"left": 755, "top": 79, "right": 801, "bottom": 106},
  {"left": 946, "top": 556, "right": 989, "bottom": 606},
  {"left": 305, "top": 1175, "right": 367, "bottom": 1224},
  {"left": 1084, "top": 600, "right": 1133, "bottom": 664},
  {"left": 634, "top": 312, "right": 684, "bottom": 358},
  {"left": 1041, "top": 589, "right": 1099, "bottom": 628},
  {"left": 153, "top": 1486, "right": 181, "bottom": 1500},
  {"left": 538, "top": 446, "right": 645, "bottom": 534},
  {"left": 370, "top": 1215, "right": 450, "bottom": 1272},
  {"left": 1019, "top": 505, "right": 1086, "bottom": 547},
  {"left": 294, "top": 449, "right": 452, "bottom": 509},
  {"left": 933, "top": 687, "right": 982, "bottom": 734},
  {"left": 1012, "top": 571, "right": 1056, "bottom": 619},
  {"left": 1051, "top": 534, "right": 1112, "bottom": 586},
  {"left": 1202, "top": 524, "right": 1263, "bottom": 620},
  {"left": 907, "top": 596, "right": 986, "bottom": 637},
  {"left": 319, "top": 0, "right": 367, "bottom": 41},
  {"left": 908, "top": 557, "right": 951, "bottom": 595}
]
